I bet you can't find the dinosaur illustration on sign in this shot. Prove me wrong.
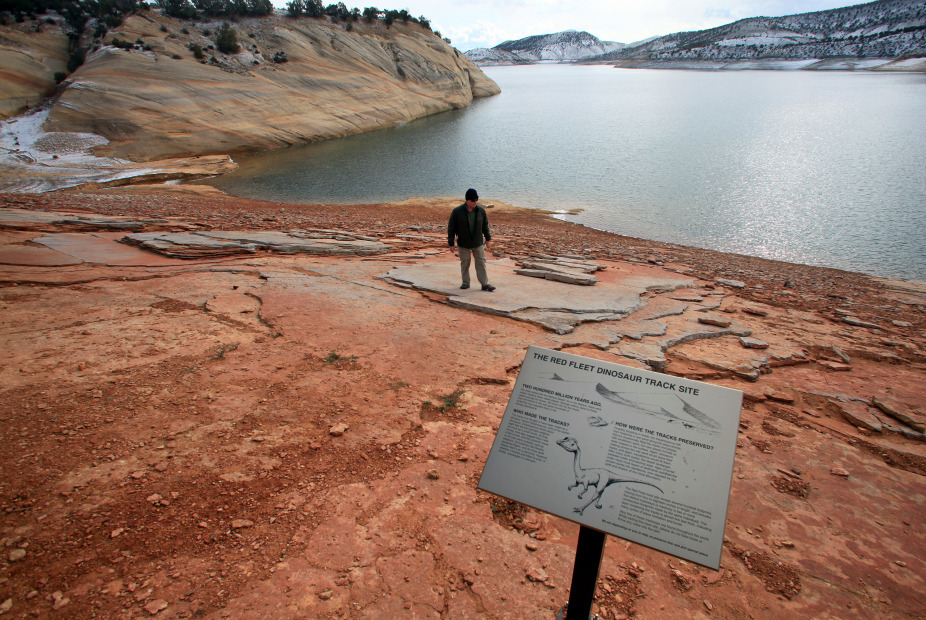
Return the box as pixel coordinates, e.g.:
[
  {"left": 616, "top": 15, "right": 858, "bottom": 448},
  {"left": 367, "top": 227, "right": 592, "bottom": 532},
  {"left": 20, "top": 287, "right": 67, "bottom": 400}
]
[{"left": 556, "top": 436, "right": 664, "bottom": 515}]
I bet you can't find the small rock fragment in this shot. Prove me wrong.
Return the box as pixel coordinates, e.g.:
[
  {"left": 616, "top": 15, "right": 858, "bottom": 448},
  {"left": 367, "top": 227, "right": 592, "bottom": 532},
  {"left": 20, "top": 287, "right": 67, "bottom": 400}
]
[
  {"left": 703, "top": 571, "right": 723, "bottom": 585},
  {"left": 231, "top": 519, "right": 254, "bottom": 529},
  {"left": 844, "top": 317, "right": 879, "bottom": 329},
  {"left": 0, "top": 598, "right": 11, "bottom": 614},
  {"left": 716, "top": 278, "right": 746, "bottom": 288},
  {"left": 8, "top": 548, "right": 26, "bottom": 562},
  {"left": 329, "top": 424, "right": 348, "bottom": 437},
  {"left": 144, "top": 599, "right": 169, "bottom": 615},
  {"left": 741, "top": 305, "right": 768, "bottom": 317},
  {"left": 526, "top": 567, "right": 549, "bottom": 582},
  {"left": 764, "top": 388, "right": 795, "bottom": 403},
  {"left": 836, "top": 401, "right": 882, "bottom": 433},
  {"left": 831, "top": 347, "right": 851, "bottom": 364},
  {"left": 739, "top": 337, "right": 768, "bottom": 349},
  {"left": 831, "top": 467, "right": 850, "bottom": 477},
  {"left": 521, "top": 520, "right": 541, "bottom": 533},
  {"left": 872, "top": 397, "right": 925, "bottom": 432},
  {"left": 426, "top": 469, "right": 440, "bottom": 480},
  {"left": 671, "top": 569, "right": 695, "bottom": 591},
  {"left": 51, "top": 592, "right": 69, "bottom": 610},
  {"left": 698, "top": 315, "right": 732, "bottom": 328}
]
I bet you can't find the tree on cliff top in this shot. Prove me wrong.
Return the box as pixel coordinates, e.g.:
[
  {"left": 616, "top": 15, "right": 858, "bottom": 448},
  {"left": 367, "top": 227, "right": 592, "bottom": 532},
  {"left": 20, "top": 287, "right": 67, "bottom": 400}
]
[
  {"left": 325, "top": 2, "right": 349, "bottom": 21},
  {"left": 160, "top": 0, "right": 197, "bottom": 18},
  {"left": 286, "top": 0, "right": 323, "bottom": 18},
  {"left": 214, "top": 21, "right": 239, "bottom": 53},
  {"left": 362, "top": 6, "right": 378, "bottom": 22},
  {"left": 193, "top": 0, "right": 272, "bottom": 17}
]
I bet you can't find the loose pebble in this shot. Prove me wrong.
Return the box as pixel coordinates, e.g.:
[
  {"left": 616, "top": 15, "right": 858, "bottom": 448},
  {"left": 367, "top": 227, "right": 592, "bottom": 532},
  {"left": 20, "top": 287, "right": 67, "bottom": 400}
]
[{"left": 144, "top": 599, "right": 169, "bottom": 615}]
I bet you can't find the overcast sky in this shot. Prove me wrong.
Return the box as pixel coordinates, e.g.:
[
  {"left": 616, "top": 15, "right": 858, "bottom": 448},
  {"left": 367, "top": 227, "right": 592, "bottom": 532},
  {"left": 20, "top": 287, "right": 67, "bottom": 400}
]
[{"left": 310, "top": 0, "right": 864, "bottom": 51}]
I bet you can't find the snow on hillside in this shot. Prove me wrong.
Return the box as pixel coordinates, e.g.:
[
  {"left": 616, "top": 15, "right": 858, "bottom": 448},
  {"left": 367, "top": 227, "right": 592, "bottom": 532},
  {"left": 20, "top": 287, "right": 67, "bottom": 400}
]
[
  {"left": 464, "top": 47, "right": 526, "bottom": 65},
  {"left": 465, "top": 0, "right": 925, "bottom": 66},
  {"left": 592, "top": 0, "right": 926, "bottom": 62},
  {"left": 465, "top": 30, "right": 623, "bottom": 64}
]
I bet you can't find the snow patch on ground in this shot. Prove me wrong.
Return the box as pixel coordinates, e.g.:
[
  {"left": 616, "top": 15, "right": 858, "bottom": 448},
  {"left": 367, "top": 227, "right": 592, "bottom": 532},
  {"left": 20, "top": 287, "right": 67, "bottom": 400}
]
[
  {"left": 0, "top": 104, "right": 168, "bottom": 192},
  {"left": 0, "top": 105, "right": 128, "bottom": 169}
]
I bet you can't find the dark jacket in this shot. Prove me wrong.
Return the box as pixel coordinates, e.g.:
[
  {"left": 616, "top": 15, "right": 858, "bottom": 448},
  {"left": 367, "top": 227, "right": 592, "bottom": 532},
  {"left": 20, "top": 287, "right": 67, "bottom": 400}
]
[{"left": 447, "top": 203, "right": 491, "bottom": 249}]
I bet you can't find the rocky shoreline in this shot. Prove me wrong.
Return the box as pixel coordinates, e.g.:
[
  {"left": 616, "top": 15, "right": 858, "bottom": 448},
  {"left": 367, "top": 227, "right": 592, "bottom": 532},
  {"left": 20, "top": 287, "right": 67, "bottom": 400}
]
[{"left": 0, "top": 187, "right": 924, "bottom": 618}]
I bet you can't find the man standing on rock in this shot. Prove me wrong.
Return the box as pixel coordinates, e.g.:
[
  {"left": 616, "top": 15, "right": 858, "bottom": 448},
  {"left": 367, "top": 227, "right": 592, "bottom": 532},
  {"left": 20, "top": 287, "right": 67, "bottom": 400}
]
[{"left": 448, "top": 188, "right": 495, "bottom": 291}]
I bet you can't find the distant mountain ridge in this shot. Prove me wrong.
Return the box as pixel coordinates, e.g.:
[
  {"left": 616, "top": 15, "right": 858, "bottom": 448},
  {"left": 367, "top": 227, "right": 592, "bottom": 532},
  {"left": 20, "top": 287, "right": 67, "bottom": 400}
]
[
  {"left": 466, "top": 30, "right": 623, "bottom": 64},
  {"left": 466, "top": 0, "right": 925, "bottom": 68},
  {"left": 590, "top": 0, "right": 925, "bottom": 63}
]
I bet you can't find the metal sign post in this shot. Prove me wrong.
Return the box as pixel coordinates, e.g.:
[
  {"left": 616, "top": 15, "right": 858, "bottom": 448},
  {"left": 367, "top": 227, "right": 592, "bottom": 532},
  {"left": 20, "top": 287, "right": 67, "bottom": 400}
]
[{"left": 566, "top": 525, "right": 606, "bottom": 619}]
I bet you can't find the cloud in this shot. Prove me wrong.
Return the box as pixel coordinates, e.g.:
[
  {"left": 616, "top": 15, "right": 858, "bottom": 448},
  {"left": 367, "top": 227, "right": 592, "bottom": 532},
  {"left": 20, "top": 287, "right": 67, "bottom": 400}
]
[
  {"left": 703, "top": 6, "right": 734, "bottom": 20},
  {"left": 442, "top": 20, "right": 518, "bottom": 49}
]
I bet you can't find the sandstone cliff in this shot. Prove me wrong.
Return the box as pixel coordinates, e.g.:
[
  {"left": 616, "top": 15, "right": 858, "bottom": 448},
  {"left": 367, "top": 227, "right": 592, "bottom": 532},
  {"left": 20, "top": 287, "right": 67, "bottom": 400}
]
[
  {"left": 0, "top": 22, "right": 70, "bottom": 120},
  {"left": 0, "top": 11, "right": 499, "bottom": 162}
]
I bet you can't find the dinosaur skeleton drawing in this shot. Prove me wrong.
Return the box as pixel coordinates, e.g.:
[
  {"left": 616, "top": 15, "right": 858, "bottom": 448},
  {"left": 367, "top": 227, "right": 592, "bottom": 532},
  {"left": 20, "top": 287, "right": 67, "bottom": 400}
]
[
  {"left": 595, "top": 382, "right": 721, "bottom": 434},
  {"left": 556, "top": 436, "right": 664, "bottom": 515}
]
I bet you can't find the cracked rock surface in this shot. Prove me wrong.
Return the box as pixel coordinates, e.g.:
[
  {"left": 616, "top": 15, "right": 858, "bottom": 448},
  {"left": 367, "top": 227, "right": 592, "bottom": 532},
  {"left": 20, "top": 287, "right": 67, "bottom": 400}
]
[{"left": 0, "top": 190, "right": 924, "bottom": 619}]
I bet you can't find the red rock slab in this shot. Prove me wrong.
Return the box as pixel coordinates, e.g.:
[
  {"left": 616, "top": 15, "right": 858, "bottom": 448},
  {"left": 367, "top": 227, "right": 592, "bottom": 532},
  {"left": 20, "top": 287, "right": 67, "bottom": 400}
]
[
  {"left": 33, "top": 232, "right": 193, "bottom": 266},
  {"left": 0, "top": 245, "right": 82, "bottom": 266},
  {"left": 728, "top": 402, "right": 926, "bottom": 617}
]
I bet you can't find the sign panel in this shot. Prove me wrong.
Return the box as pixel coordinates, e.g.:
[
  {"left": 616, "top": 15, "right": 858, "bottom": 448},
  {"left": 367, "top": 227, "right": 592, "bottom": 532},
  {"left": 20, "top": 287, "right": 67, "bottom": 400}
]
[{"left": 478, "top": 346, "right": 743, "bottom": 569}]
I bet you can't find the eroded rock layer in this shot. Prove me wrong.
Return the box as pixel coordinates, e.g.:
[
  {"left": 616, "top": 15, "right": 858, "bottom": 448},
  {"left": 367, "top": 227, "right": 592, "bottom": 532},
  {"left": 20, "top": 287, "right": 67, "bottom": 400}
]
[{"left": 1, "top": 11, "right": 499, "bottom": 161}]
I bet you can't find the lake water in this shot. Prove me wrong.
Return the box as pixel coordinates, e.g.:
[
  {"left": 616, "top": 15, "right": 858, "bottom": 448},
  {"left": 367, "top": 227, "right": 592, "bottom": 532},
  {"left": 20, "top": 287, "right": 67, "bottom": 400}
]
[{"left": 208, "top": 65, "right": 926, "bottom": 282}]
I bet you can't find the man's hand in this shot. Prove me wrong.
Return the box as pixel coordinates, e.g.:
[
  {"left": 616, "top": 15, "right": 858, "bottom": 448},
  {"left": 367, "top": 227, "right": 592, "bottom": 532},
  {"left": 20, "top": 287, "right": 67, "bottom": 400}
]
[{"left": 450, "top": 246, "right": 457, "bottom": 255}]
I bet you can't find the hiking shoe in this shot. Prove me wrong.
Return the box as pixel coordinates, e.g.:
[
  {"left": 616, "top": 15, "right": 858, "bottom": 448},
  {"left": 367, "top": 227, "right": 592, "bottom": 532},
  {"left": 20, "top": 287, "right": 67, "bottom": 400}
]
[
  {"left": 460, "top": 283, "right": 470, "bottom": 289},
  {"left": 482, "top": 284, "right": 496, "bottom": 292}
]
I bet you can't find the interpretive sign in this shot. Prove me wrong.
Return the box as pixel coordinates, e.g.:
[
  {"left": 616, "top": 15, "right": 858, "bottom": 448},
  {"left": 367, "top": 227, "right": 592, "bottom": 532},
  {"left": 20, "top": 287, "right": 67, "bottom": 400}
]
[{"left": 478, "top": 346, "right": 743, "bottom": 569}]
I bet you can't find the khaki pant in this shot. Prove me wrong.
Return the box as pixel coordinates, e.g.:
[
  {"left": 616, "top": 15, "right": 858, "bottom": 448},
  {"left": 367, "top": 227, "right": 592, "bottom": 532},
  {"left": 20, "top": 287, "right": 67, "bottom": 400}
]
[{"left": 459, "top": 244, "right": 489, "bottom": 287}]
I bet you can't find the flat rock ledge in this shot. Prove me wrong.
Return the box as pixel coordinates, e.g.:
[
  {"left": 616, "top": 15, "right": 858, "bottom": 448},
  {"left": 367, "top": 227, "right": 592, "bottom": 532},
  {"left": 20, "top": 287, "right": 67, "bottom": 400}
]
[
  {"left": 0, "top": 207, "right": 171, "bottom": 231},
  {"left": 386, "top": 260, "right": 694, "bottom": 334},
  {"left": 513, "top": 254, "right": 603, "bottom": 286},
  {"left": 122, "top": 230, "right": 393, "bottom": 259}
]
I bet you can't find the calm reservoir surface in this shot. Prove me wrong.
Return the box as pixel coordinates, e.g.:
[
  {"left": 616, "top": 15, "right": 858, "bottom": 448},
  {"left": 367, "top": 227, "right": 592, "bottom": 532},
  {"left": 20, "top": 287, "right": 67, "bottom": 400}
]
[{"left": 208, "top": 65, "right": 926, "bottom": 281}]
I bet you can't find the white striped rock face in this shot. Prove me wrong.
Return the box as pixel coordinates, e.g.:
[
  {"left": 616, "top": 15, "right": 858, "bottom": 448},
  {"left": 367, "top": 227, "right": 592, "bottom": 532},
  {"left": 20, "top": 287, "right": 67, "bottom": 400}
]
[{"left": 3, "top": 12, "right": 498, "bottom": 162}]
